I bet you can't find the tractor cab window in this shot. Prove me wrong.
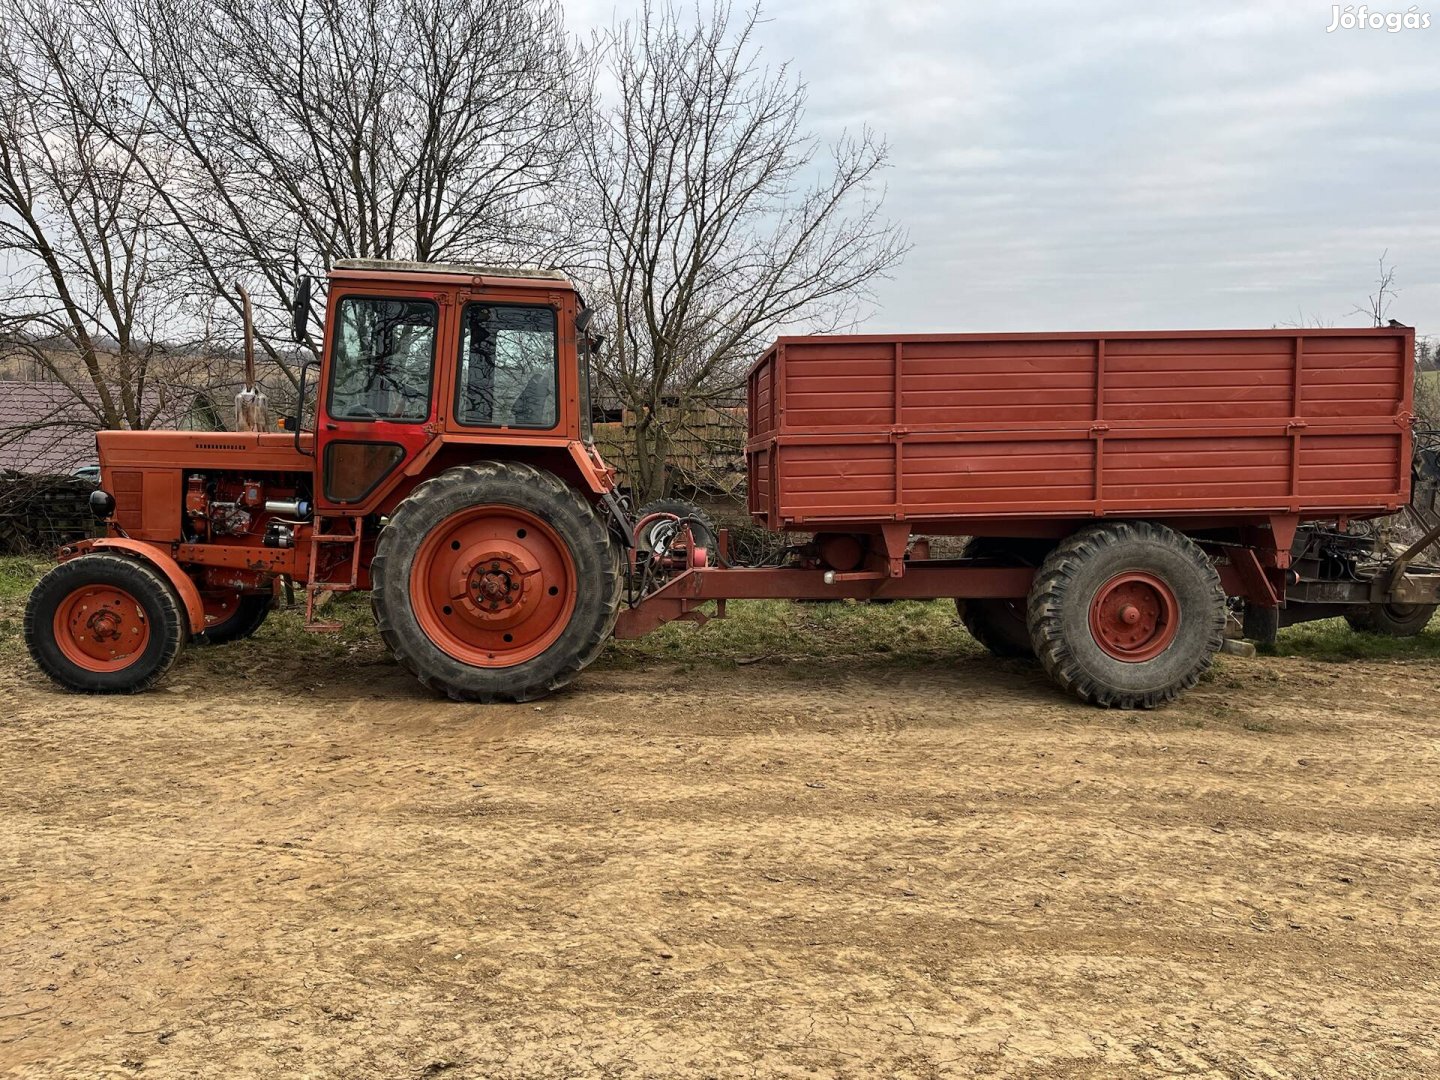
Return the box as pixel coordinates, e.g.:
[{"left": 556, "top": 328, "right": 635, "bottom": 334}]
[
  {"left": 327, "top": 297, "right": 437, "bottom": 422},
  {"left": 456, "top": 304, "right": 558, "bottom": 429}
]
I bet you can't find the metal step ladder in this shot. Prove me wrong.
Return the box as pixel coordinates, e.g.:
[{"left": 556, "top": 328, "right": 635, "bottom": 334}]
[{"left": 303, "top": 517, "right": 364, "bottom": 632}]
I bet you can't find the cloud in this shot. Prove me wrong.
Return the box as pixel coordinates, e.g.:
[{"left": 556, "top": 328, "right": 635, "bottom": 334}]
[{"left": 571, "top": 1, "right": 1440, "bottom": 333}]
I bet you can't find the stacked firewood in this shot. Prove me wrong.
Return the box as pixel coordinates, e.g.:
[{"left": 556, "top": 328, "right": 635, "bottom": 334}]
[{"left": 0, "top": 472, "right": 96, "bottom": 554}]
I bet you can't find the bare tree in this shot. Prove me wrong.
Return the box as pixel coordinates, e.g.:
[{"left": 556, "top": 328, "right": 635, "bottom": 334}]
[
  {"left": 1352, "top": 250, "right": 1399, "bottom": 327},
  {"left": 575, "top": 1, "right": 907, "bottom": 503},
  {"left": 1343, "top": 252, "right": 1439, "bottom": 423},
  {"left": 88, "top": 0, "right": 585, "bottom": 376},
  {"left": 0, "top": 0, "right": 199, "bottom": 445}
]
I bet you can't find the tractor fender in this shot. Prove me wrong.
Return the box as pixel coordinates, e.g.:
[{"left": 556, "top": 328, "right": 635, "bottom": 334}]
[
  {"left": 62, "top": 538, "right": 208, "bottom": 635},
  {"left": 568, "top": 440, "right": 617, "bottom": 495}
]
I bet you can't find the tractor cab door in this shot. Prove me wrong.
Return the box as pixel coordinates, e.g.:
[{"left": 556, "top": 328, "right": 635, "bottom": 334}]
[{"left": 315, "top": 291, "right": 447, "bottom": 514}]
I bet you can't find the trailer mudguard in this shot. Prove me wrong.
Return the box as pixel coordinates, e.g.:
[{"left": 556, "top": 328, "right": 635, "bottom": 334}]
[{"left": 61, "top": 538, "right": 208, "bottom": 635}]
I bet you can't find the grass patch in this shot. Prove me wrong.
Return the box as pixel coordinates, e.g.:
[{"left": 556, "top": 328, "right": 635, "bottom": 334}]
[
  {"left": 601, "top": 598, "right": 980, "bottom": 669},
  {"left": 0, "top": 556, "right": 51, "bottom": 659},
  {"left": 1271, "top": 612, "right": 1440, "bottom": 661},
  {"left": 0, "top": 556, "right": 50, "bottom": 600},
  {"left": 239, "top": 591, "right": 381, "bottom": 660}
]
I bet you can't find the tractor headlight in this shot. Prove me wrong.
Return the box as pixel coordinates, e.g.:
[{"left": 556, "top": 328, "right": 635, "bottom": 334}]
[{"left": 89, "top": 489, "right": 116, "bottom": 521}]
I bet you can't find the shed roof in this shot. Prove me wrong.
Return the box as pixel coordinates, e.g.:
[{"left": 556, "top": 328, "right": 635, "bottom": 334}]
[{"left": 0, "top": 381, "right": 100, "bottom": 474}]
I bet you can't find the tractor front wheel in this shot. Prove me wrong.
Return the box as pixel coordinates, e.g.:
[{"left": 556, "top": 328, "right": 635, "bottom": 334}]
[
  {"left": 24, "top": 553, "right": 187, "bottom": 693},
  {"left": 1027, "top": 522, "right": 1224, "bottom": 709},
  {"left": 371, "top": 462, "right": 622, "bottom": 702}
]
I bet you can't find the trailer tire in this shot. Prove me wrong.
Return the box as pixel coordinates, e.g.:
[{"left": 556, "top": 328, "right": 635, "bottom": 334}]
[
  {"left": 371, "top": 462, "right": 622, "bottom": 703},
  {"left": 956, "top": 538, "right": 1039, "bottom": 659},
  {"left": 24, "top": 553, "right": 186, "bottom": 693},
  {"left": 1242, "top": 602, "right": 1279, "bottom": 647},
  {"left": 1028, "top": 522, "right": 1224, "bottom": 709},
  {"left": 1344, "top": 602, "right": 1437, "bottom": 637},
  {"left": 196, "top": 593, "right": 272, "bottom": 645}
]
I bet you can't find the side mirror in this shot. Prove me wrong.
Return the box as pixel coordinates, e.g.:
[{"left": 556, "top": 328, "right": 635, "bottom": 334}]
[
  {"left": 576, "top": 307, "right": 594, "bottom": 334},
  {"left": 292, "top": 276, "right": 312, "bottom": 343}
]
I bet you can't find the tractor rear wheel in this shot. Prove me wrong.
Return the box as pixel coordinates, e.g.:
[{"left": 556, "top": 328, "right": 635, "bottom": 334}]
[
  {"left": 1344, "top": 602, "right": 1437, "bottom": 636},
  {"left": 196, "top": 592, "right": 271, "bottom": 645},
  {"left": 371, "top": 462, "right": 622, "bottom": 702},
  {"left": 24, "top": 553, "right": 187, "bottom": 693},
  {"left": 956, "top": 537, "right": 1048, "bottom": 659},
  {"left": 1027, "top": 521, "right": 1224, "bottom": 709}
]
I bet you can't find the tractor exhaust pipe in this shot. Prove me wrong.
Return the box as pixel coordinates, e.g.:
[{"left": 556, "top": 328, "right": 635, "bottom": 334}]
[{"left": 234, "top": 283, "right": 269, "bottom": 433}]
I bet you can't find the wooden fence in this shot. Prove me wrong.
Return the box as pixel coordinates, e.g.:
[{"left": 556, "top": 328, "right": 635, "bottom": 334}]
[{"left": 592, "top": 406, "right": 746, "bottom": 497}]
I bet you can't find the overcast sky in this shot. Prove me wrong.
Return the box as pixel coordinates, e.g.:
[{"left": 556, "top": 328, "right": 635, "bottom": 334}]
[{"left": 575, "top": 0, "right": 1440, "bottom": 334}]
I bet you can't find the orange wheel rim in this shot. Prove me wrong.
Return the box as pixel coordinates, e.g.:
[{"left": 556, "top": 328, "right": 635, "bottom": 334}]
[
  {"left": 409, "top": 505, "right": 577, "bottom": 668},
  {"left": 52, "top": 585, "right": 151, "bottom": 672},
  {"left": 1088, "top": 571, "right": 1178, "bottom": 662},
  {"left": 201, "top": 592, "right": 238, "bottom": 628}
]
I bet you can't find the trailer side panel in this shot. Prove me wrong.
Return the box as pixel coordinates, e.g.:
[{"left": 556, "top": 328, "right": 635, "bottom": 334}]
[{"left": 747, "top": 328, "right": 1412, "bottom": 528}]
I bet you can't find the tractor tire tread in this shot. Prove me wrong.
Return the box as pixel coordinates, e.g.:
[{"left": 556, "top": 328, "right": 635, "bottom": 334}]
[
  {"left": 24, "top": 553, "right": 186, "bottom": 693},
  {"left": 371, "top": 461, "right": 621, "bottom": 702}
]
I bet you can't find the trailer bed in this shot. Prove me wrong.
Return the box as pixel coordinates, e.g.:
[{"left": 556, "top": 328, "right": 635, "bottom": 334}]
[{"left": 746, "top": 328, "right": 1414, "bottom": 529}]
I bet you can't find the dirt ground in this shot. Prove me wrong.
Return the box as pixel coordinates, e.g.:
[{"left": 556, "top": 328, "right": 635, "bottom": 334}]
[{"left": 3, "top": 608, "right": 1440, "bottom": 1078}]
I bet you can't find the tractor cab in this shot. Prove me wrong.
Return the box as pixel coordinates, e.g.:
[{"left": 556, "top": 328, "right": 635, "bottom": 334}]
[{"left": 301, "top": 259, "right": 609, "bottom": 517}]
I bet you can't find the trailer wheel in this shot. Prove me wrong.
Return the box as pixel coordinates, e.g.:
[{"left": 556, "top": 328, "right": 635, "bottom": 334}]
[
  {"left": 955, "top": 538, "right": 1040, "bottom": 658},
  {"left": 371, "top": 462, "right": 622, "bottom": 702},
  {"left": 24, "top": 553, "right": 186, "bottom": 693},
  {"left": 1242, "top": 602, "right": 1279, "bottom": 647},
  {"left": 195, "top": 592, "right": 272, "bottom": 645},
  {"left": 1344, "top": 602, "right": 1437, "bottom": 637},
  {"left": 1028, "top": 522, "right": 1224, "bottom": 709}
]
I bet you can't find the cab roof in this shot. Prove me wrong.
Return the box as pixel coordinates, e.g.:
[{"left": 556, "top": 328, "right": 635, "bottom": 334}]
[{"left": 330, "top": 258, "right": 572, "bottom": 285}]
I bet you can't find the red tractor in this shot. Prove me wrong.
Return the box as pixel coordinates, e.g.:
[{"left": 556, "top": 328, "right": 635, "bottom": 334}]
[
  {"left": 25, "top": 261, "right": 632, "bottom": 701},
  {"left": 22, "top": 259, "right": 1440, "bottom": 708}
]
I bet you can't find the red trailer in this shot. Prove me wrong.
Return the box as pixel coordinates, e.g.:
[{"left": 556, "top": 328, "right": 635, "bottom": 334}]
[
  {"left": 619, "top": 327, "right": 1440, "bottom": 706},
  {"left": 22, "top": 261, "right": 1440, "bottom": 709},
  {"left": 746, "top": 330, "right": 1412, "bottom": 530}
]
